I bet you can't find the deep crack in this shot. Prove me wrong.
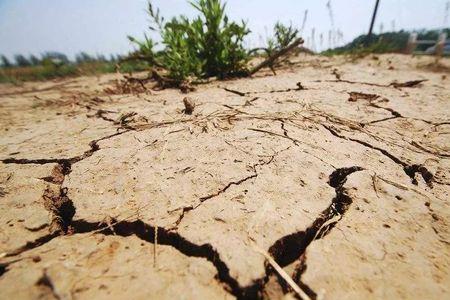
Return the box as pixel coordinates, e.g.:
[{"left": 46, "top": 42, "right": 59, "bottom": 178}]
[
  {"left": 404, "top": 164, "right": 434, "bottom": 188},
  {"left": 0, "top": 130, "right": 130, "bottom": 253},
  {"left": 69, "top": 219, "right": 245, "bottom": 298},
  {"left": 322, "top": 124, "right": 434, "bottom": 187},
  {"left": 241, "top": 166, "right": 364, "bottom": 299},
  {"left": 0, "top": 162, "right": 364, "bottom": 300}
]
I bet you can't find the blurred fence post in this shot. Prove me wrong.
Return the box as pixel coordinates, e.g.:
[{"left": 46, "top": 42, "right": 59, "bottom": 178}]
[
  {"left": 406, "top": 33, "right": 418, "bottom": 54},
  {"left": 365, "top": 0, "right": 381, "bottom": 46}
]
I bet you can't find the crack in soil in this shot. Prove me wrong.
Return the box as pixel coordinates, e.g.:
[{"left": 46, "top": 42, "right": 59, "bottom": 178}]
[
  {"left": 36, "top": 270, "right": 61, "bottom": 300},
  {"left": 280, "top": 120, "right": 289, "bottom": 137},
  {"left": 248, "top": 125, "right": 337, "bottom": 169},
  {"left": 0, "top": 164, "right": 364, "bottom": 300},
  {"left": 224, "top": 87, "right": 248, "bottom": 96},
  {"left": 248, "top": 128, "right": 300, "bottom": 146},
  {"left": 73, "top": 166, "right": 363, "bottom": 300},
  {"left": 366, "top": 116, "right": 399, "bottom": 125},
  {"left": 1, "top": 130, "right": 130, "bottom": 168},
  {"left": 0, "top": 129, "right": 131, "bottom": 258},
  {"left": 224, "top": 82, "right": 305, "bottom": 97},
  {"left": 322, "top": 79, "right": 388, "bottom": 87},
  {"left": 323, "top": 78, "right": 427, "bottom": 89},
  {"left": 322, "top": 124, "right": 434, "bottom": 187},
  {"left": 369, "top": 101, "right": 402, "bottom": 118},
  {"left": 346, "top": 91, "right": 403, "bottom": 126},
  {"left": 257, "top": 166, "right": 364, "bottom": 298},
  {"left": 2, "top": 216, "right": 267, "bottom": 299},
  {"left": 0, "top": 130, "right": 132, "bottom": 234},
  {"left": 404, "top": 164, "right": 434, "bottom": 187},
  {"left": 410, "top": 141, "right": 450, "bottom": 159},
  {"left": 70, "top": 219, "right": 245, "bottom": 298},
  {"left": 2, "top": 233, "right": 59, "bottom": 258},
  {"left": 42, "top": 183, "right": 75, "bottom": 234},
  {"left": 0, "top": 148, "right": 280, "bottom": 299},
  {"left": 345, "top": 93, "right": 449, "bottom": 158},
  {"left": 172, "top": 154, "right": 277, "bottom": 229},
  {"left": 0, "top": 104, "right": 437, "bottom": 297},
  {"left": 1, "top": 162, "right": 77, "bottom": 261},
  {"left": 343, "top": 91, "right": 442, "bottom": 127},
  {"left": 90, "top": 110, "right": 141, "bottom": 131}
]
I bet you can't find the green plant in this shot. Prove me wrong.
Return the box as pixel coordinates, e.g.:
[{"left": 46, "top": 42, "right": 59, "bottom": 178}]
[
  {"left": 129, "top": 0, "right": 250, "bottom": 80},
  {"left": 266, "top": 22, "right": 299, "bottom": 55},
  {"left": 127, "top": 34, "right": 158, "bottom": 65}
]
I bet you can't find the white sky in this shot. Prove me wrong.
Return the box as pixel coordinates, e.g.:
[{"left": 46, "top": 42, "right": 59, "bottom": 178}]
[{"left": 0, "top": 0, "right": 449, "bottom": 59}]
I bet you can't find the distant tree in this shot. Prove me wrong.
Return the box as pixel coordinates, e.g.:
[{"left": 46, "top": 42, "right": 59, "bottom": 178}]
[
  {"left": 42, "top": 52, "right": 69, "bottom": 64},
  {"left": 1, "top": 55, "right": 12, "bottom": 67},
  {"left": 29, "top": 54, "right": 41, "bottom": 65},
  {"left": 75, "top": 52, "right": 94, "bottom": 63},
  {"left": 14, "top": 54, "right": 31, "bottom": 67},
  {"left": 94, "top": 54, "right": 106, "bottom": 62}
]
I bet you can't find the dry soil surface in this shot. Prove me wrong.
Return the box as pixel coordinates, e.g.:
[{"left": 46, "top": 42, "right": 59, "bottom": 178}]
[{"left": 0, "top": 54, "right": 449, "bottom": 299}]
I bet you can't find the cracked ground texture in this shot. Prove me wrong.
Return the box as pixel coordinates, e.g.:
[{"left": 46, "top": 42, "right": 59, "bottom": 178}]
[{"left": 0, "top": 54, "right": 449, "bottom": 299}]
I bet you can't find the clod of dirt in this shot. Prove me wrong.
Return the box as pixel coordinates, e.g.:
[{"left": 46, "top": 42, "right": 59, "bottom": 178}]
[
  {"left": 296, "top": 82, "right": 305, "bottom": 90},
  {"left": 183, "top": 97, "right": 195, "bottom": 115},
  {"left": 331, "top": 68, "right": 342, "bottom": 80}
]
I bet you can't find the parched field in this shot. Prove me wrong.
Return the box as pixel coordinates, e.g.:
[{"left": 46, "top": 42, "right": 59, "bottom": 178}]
[{"left": 0, "top": 54, "right": 449, "bottom": 299}]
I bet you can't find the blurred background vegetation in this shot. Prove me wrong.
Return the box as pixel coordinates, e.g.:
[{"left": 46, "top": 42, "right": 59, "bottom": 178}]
[
  {"left": 0, "top": 0, "right": 448, "bottom": 85},
  {"left": 323, "top": 28, "right": 450, "bottom": 56},
  {"left": 0, "top": 51, "right": 148, "bottom": 84}
]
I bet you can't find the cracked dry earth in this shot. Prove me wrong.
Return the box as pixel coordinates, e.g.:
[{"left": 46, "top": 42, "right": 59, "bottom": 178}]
[{"left": 0, "top": 54, "right": 449, "bottom": 299}]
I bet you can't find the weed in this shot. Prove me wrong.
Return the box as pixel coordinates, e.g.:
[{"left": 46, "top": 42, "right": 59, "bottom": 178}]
[
  {"left": 129, "top": 0, "right": 250, "bottom": 80},
  {"left": 266, "top": 22, "right": 300, "bottom": 56}
]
